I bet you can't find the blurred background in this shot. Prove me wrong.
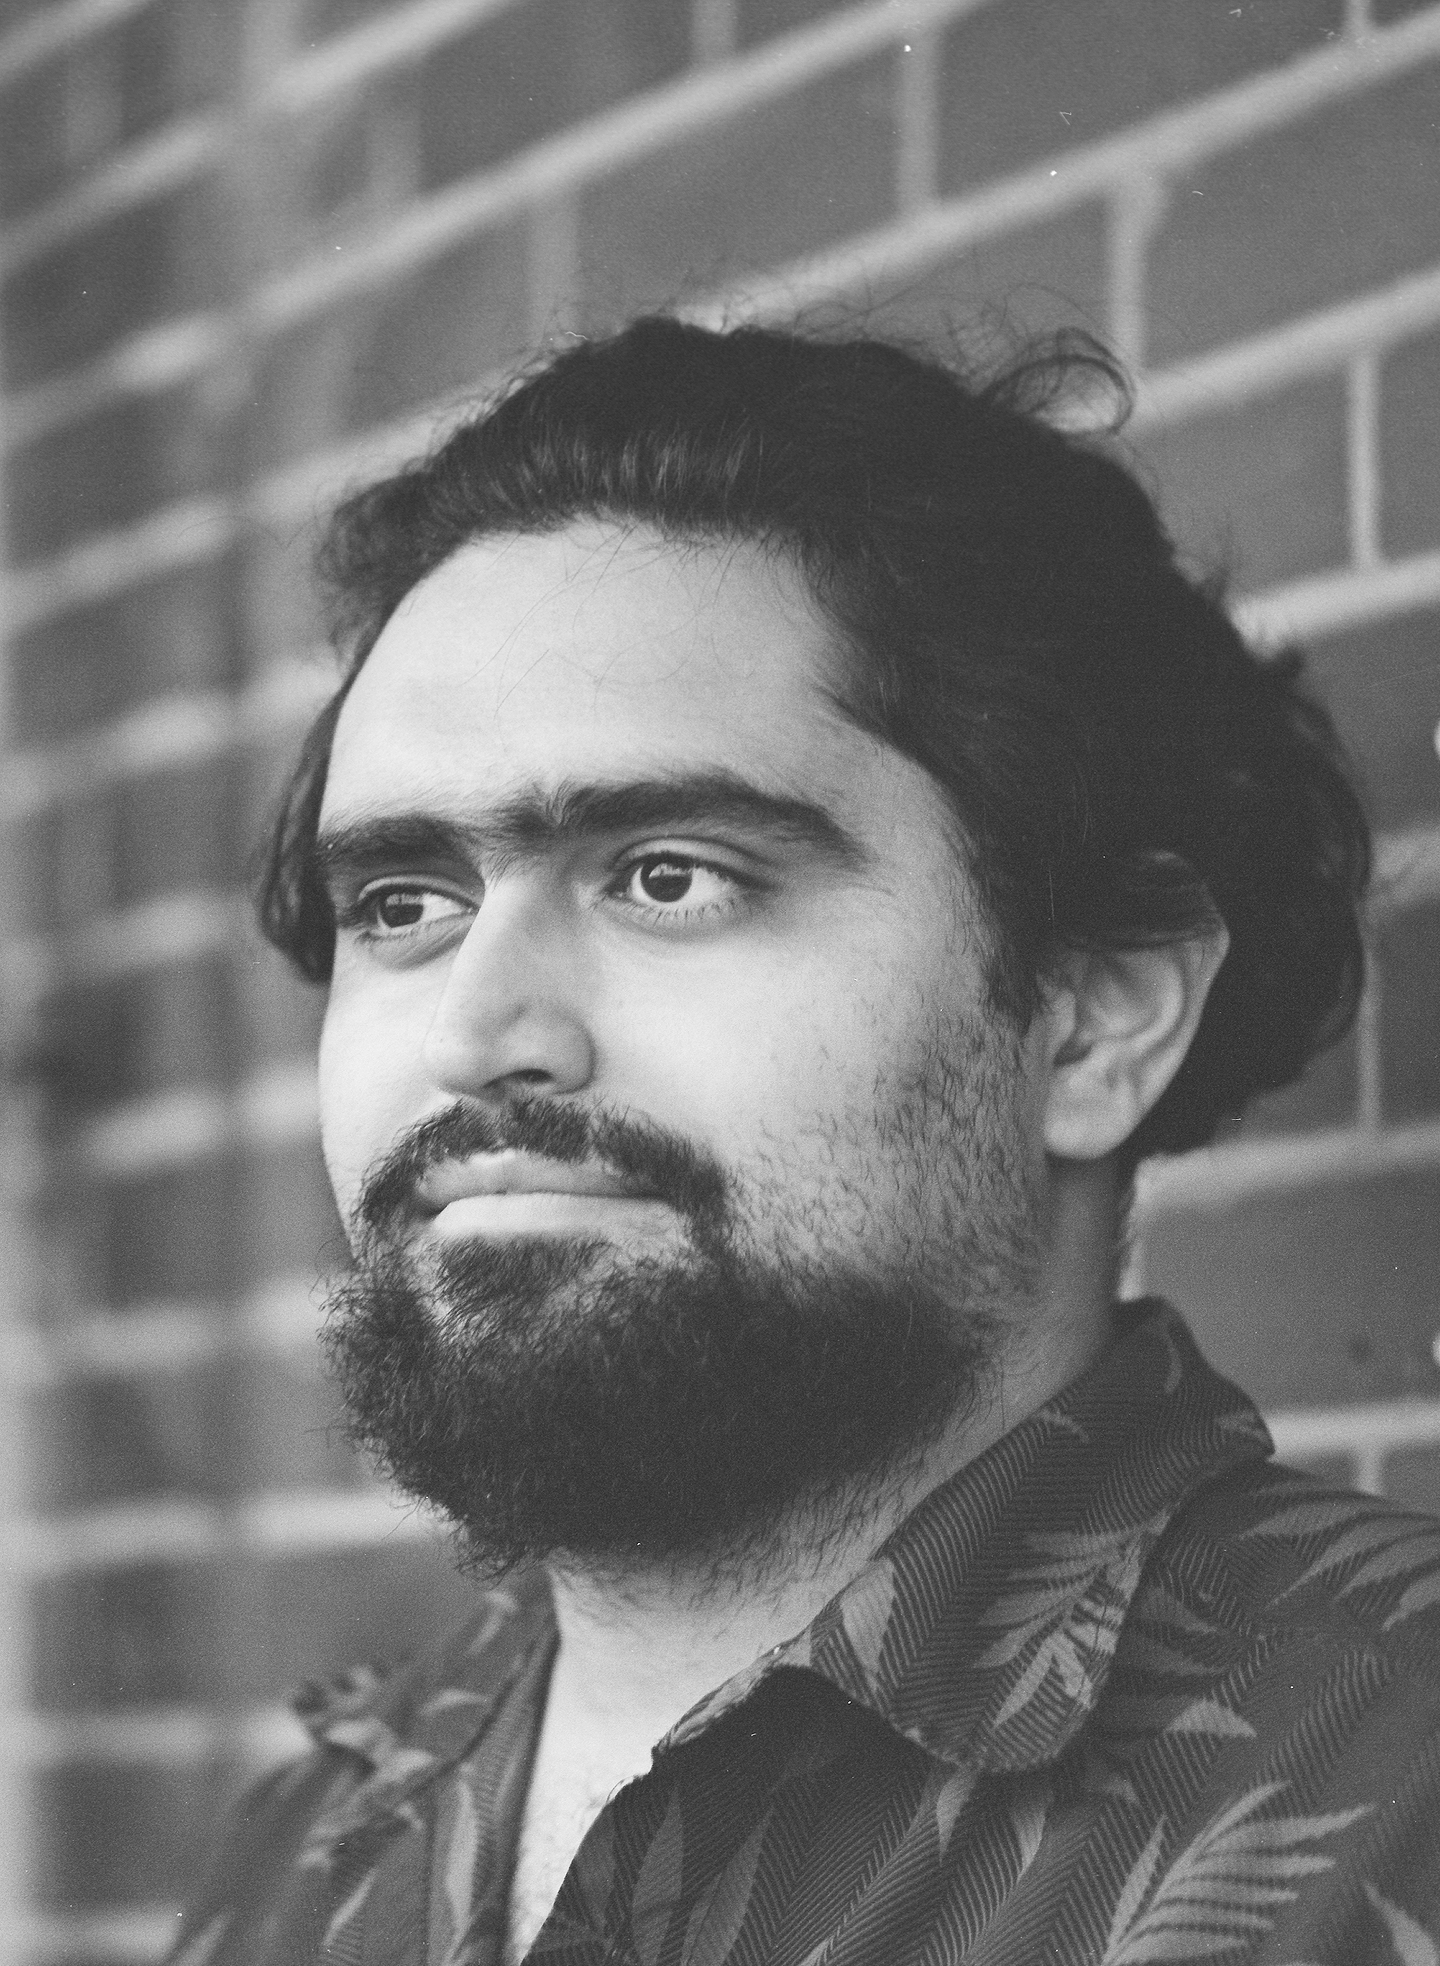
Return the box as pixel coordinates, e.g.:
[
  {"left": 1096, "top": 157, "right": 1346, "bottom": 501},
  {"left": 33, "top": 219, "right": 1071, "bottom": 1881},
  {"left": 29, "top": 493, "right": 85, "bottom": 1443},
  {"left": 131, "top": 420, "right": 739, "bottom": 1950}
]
[{"left": 0, "top": 0, "right": 1437, "bottom": 1952}]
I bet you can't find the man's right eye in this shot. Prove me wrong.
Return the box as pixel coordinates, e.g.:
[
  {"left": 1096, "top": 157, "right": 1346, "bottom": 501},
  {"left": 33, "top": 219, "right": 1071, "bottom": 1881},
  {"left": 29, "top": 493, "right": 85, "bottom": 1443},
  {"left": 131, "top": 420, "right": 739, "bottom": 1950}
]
[{"left": 342, "top": 885, "right": 472, "bottom": 937}]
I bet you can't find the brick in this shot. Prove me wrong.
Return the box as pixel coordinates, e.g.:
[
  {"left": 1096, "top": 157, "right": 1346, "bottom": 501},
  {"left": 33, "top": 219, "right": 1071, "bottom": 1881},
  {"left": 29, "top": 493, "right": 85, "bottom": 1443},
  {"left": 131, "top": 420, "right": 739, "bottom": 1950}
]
[
  {"left": 1138, "top": 1164, "right": 1440, "bottom": 1408},
  {"left": 417, "top": 0, "right": 690, "bottom": 193},
  {"left": 0, "top": 0, "right": 56, "bottom": 28},
  {"left": 240, "top": 1138, "right": 348, "bottom": 1285},
  {"left": 9, "top": 755, "right": 239, "bottom": 942},
  {"left": 1134, "top": 374, "right": 1348, "bottom": 594},
  {"left": 1304, "top": 605, "right": 1440, "bottom": 831},
  {"left": 5, "top": 379, "right": 220, "bottom": 564},
  {"left": 737, "top": 0, "right": 851, "bottom": 44},
  {"left": 1147, "top": 61, "right": 1440, "bottom": 364},
  {"left": 236, "top": 937, "right": 328, "bottom": 1071},
  {"left": 0, "top": 50, "right": 70, "bottom": 222},
  {"left": 939, "top": 0, "right": 1339, "bottom": 198},
  {"left": 240, "top": 530, "right": 334, "bottom": 672},
  {"left": 852, "top": 204, "right": 1109, "bottom": 350},
  {"left": 1378, "top": 901, "right": 1440, "bottom": 1122},
  {"left": 114, "top": 0, "right": 236, "bottom": 147},
  {"left": 34, "top": 1136, "right": 339, "bottom": 1311},
  {"left": 29, "top": 1760, "right": 225, "bottom": 1907},
  {"left": 1384, "top": 1445, "right": 1440, "bottom": 1515},
  {"left": 30, "top": 1560, "right": 222, "bottom": 1708},
  {"left": 249, "top": 222, "right": 530, "bottom": 471},
  {"left": 25, "top": 1351, "right": 366, "bottom": 1513},
  {"left": 1234, "top": 1019, "right": 1358, "bottom": 1139},
  {"left": 9, "top": 558, "right": 240, "bottom": 746},
  {"left": 271, "top": 68, "right": 417, "bottom": 269},
  {"left": 1, "top": 174, "right": 228, "bottom": 390},
  {"left": 41, "top": 951, "right": 238, "bottom": 1118},
  {"left": 0, "top": 0, "right": 234, "bottom": 225},
  {"left": 1380, "top": 326, "right": 1440, "bottom": 560},
  {"left": 30, "top": 1541, "right": 476, "bottom": 1707},
  {"left": 578, "top": 55, "right": 898, "bottom": 321},
  {"left": 114, "top": 751, "right": 241, "bottom": 909}
]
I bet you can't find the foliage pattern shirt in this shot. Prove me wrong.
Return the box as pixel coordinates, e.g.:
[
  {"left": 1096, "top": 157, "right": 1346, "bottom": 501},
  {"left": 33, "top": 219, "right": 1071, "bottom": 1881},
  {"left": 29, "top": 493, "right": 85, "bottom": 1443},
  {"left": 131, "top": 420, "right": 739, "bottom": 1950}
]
[{"left": 172, "top": 1301, "right": 1440, "bottom": 1966}]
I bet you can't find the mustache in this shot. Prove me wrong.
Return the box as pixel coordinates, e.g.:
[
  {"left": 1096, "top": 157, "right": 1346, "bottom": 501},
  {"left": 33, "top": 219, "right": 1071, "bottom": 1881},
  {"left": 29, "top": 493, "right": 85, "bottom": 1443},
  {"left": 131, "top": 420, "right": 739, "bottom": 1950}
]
[{"left": 357, "top": 1094, "right": 731, "bottom": 1240}]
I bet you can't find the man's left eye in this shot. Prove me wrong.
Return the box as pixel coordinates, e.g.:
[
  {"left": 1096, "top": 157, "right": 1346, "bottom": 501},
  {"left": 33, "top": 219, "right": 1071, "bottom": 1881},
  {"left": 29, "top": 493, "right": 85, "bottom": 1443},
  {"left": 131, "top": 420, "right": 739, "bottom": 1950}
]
[{"left": 619, "top": 856, "right": 739, "bottom": 914}]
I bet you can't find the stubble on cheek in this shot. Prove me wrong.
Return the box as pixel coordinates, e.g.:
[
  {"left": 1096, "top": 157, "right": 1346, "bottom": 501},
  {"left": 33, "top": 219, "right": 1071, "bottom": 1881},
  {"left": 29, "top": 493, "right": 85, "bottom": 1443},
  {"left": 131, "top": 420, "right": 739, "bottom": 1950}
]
[{"left": 714, "top": 973, "right": 1039, "bottom": 1316}]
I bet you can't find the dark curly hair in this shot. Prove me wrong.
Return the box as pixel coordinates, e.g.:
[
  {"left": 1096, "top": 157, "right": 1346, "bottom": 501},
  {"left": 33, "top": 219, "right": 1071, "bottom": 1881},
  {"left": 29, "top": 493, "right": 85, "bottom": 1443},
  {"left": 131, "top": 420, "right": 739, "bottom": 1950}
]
[{"left": 258, "top": 315, "right": 1370, "bottom": 1177}]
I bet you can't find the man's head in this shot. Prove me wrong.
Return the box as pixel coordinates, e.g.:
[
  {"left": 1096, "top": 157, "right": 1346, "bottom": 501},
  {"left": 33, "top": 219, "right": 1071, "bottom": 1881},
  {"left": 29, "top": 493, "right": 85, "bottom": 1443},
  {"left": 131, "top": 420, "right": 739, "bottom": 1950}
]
[{"left": 259, "top": 318, "right": 1369, "bottom": 1579}]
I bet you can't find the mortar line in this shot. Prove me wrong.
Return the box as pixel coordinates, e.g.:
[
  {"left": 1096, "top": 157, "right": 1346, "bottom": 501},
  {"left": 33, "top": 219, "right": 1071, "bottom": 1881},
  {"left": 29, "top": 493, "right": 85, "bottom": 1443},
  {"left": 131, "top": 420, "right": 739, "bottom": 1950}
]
[
  {"left": 7, "top": 4, "right": 1439, "bottom": 457},
  {"left": 0, "top": 0, "right": 152, "bottom": 86},
  {"left": 895, "top": 26, "right": 941, "bottom": 216},
  {"left": 0, "top": 114, "right": 223, "bottom": 275},
  {"left": 1346, "top": 349, "right": 1383, "bottom": 570},
  {"left": 1106, "top": 173, "right": 1167, "bottom": 371},
  {"left": 1135, "top": 1114, "right": 1440, "bottom": 1216}
]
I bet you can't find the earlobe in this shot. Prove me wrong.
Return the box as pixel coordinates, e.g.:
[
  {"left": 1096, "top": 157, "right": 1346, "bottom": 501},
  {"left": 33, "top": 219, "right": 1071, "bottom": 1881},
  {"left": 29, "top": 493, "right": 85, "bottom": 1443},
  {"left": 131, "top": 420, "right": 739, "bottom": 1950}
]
[{"left": 1040, "top": 924, "right": 1230, "bottom": 1163}]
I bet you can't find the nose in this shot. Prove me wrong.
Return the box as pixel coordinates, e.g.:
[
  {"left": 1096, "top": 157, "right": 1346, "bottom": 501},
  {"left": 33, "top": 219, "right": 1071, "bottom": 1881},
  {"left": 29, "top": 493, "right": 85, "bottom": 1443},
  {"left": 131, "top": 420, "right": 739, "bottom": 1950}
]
[{"left": 421, "top": 883, "right": 595, "bottom": 1100}]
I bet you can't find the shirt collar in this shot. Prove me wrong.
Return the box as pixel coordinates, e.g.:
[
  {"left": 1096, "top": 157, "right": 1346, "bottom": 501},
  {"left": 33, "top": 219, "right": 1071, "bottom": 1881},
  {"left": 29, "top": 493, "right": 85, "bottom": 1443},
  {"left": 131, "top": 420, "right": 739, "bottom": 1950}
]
[
  {"left": 294, "top": 1300, "right": 1270, "bottom": 1817},
  {"left": 660, "top": 1299, "right": 1271, "bottom": 1774}
]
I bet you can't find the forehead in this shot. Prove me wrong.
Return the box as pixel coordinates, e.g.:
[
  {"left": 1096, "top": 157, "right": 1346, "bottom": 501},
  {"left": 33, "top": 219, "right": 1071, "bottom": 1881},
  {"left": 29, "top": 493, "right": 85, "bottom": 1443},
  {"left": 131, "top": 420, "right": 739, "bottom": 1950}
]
[{"left": 323, "top": 523, "right": 877, "bottom": 819}]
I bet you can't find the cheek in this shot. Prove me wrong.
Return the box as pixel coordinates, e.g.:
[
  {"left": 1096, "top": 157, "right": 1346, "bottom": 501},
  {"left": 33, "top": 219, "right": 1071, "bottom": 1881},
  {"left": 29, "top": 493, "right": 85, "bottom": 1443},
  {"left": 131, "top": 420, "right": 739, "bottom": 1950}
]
[
  {"left": 316, "top": 979, "right": 430, "bottom": 1218},
  {"left": 596, "top": 941, "right": 923, "bottom": 1162}
]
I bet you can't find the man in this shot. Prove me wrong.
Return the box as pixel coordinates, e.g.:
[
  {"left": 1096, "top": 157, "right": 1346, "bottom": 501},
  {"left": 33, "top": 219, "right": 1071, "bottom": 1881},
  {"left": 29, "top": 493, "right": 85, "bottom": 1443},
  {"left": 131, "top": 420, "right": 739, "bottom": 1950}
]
[{"left": 175, "top": 318, "right": 1440, "bottom": 1964}]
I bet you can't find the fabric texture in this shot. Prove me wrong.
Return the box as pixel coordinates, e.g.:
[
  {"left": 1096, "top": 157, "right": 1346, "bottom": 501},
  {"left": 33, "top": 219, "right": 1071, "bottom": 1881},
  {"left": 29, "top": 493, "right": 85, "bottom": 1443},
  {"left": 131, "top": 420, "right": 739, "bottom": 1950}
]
[{"left": 171, "top": 1300, "right": 1440, "bottom": 1965}]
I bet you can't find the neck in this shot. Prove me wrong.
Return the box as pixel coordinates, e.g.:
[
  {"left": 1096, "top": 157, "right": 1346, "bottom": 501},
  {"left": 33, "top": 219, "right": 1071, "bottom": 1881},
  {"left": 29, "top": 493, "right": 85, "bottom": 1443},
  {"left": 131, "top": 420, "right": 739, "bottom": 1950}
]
[{"left": 543, "top": 1161, "right": 1119, "bottom": 1744}]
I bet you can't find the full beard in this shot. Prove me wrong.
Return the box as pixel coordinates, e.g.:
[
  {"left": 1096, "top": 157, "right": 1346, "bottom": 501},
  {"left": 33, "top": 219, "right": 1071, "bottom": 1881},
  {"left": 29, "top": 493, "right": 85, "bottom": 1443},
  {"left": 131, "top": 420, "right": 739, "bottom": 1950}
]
[{"left": 323, "top": 1042, "right": 1039, "bottom": 1587}]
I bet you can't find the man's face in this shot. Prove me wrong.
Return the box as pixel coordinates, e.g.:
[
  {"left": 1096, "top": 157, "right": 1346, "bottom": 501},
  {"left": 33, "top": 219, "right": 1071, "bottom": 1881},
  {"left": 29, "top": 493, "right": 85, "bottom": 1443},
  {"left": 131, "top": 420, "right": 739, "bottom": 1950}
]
[{"left": 315, "top": 523, "right": 1045, "bottom": 1574}]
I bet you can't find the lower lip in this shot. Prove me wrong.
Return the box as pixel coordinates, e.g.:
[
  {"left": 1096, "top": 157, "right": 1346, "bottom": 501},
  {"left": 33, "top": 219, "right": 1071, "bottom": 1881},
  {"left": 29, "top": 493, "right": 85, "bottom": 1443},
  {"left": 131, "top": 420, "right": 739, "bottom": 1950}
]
[{"left": 423, "top": 1192, "right": 678, "bottom": 1242}]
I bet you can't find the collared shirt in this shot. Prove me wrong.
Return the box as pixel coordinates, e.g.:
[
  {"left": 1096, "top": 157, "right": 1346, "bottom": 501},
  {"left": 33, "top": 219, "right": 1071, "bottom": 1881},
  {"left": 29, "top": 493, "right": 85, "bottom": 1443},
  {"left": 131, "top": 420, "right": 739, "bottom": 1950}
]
[{"left": 172, "top": 1301, "right": 1440, "bottom": 1966}]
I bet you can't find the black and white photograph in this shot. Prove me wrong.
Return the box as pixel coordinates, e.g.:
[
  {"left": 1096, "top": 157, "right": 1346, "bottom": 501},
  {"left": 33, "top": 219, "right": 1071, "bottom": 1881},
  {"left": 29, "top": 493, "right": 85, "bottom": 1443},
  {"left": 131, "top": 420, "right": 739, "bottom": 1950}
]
[{"left": 0, "top": 1, "right": 1438, "bottom": 1959}]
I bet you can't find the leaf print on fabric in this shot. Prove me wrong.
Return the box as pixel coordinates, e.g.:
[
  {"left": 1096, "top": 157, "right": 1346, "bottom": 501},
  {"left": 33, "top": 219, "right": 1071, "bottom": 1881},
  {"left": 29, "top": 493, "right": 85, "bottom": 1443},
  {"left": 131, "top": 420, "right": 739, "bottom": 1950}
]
[
  {"left": 1100, "top": 1783, "right": 1370, "bottom": 1965},
  {"left": 1384, "top": 1565, "right": 1440, "bottom": 1630},
  {"left": 439, "top": 1766, "right": 483, "bottom": 1966},
  {"left": 935, "top": 1766, "right": 978, "bottom": 1861},
  {"left": 1365, "top": 1883, "right": 1440, "bottom": 1966},
  {"left": 979, "top": 1525, "right": 1158, "bottom": 1669},
  {"left": 1007, "top": 1771, "right": 1052, "bottom": 1875},
  {"left": 1165, "top": 1698, "right": 1256, "bottom": 1740},
  {"left": 1103, "top": 1819, "right": 1169, "bottom": 1960},
  {"left": 681, "top": 1815, "right": 769, "bottom": 1962},
  {"left": 567, "top": 1804, "right": 618, "bottom": 1929},
  {"left": 1244, "top": 1497, "right": 1440, "bottom": 1623},
  {"left": 839, "top": 1556, "right": 898, "bottom": 1692},
  {"left": 631, "top": 1792, "right": 684, "bottom": 1966},
  {"left": 1033, "top": 1405, "right": 1090, "bottom": 1444},
  {"left": 322, "top": 1866, "right": 381, "bottom": 1953},
  {"left": 982, "top": 1527, "right": 1149, "bottom": 1730}
]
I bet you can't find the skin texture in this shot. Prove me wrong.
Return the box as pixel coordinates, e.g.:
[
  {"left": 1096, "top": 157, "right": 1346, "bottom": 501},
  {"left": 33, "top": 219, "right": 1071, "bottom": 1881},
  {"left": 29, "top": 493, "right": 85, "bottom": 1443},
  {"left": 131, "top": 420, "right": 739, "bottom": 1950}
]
[{"left": 314, "top": 521, "right": 1228, "bottom": 1957}]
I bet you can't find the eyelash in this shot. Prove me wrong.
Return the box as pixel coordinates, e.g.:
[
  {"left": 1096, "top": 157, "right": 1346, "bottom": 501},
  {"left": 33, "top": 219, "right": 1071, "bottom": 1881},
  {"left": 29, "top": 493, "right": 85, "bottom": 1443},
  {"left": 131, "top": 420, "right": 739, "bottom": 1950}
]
[{"left": 336, "top": 852, "right": 756, "bottom": 946}]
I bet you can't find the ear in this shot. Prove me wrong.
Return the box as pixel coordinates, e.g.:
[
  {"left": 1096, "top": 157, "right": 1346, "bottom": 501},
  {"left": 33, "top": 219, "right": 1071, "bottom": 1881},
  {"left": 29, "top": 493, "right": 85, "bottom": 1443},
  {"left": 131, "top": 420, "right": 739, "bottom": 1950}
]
[{"left": 1039, "top": 925, "right": 1230, "bottom": 1163}]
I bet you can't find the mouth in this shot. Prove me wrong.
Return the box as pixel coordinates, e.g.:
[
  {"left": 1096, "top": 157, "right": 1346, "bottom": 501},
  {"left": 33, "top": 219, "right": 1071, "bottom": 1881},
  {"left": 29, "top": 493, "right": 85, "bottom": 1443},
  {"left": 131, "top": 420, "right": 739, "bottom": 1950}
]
[{"left": 413, "top": 1151, "right": 672, "bottom": 1242}]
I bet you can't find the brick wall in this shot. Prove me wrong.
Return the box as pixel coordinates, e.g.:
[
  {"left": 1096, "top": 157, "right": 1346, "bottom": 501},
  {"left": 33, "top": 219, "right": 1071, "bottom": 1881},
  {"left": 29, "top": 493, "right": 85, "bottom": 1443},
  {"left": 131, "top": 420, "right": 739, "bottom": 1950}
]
[{"left": 1, "top": 0, "right": 1437, "bottom": 1951}]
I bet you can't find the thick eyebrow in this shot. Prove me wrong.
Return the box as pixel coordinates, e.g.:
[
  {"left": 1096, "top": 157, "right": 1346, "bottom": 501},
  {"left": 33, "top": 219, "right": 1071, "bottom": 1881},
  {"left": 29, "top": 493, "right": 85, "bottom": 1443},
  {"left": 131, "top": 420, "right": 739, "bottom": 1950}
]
[{"left": 312, "top": 770, "right": 870, "bottom": 888}]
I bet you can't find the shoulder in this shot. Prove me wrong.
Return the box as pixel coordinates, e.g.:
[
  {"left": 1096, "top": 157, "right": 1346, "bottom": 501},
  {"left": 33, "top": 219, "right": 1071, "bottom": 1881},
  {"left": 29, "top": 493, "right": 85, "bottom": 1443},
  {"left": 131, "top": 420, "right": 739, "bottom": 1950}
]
[
  {"left": 1147, "top": 1460, "right": 1440, "bottom": 1687},
  {"left": 168, "top": 1571, "right": 554, "bottom": 1964},
  {"left": 291, "top": 1564, "right": 554, "bottom": 1756},
  {"left": 1085, "top": 1467, "right": 1440, "bottom": 1960},
  {"left": 1100, "top": 1461, "right": 1440, "bottom": 1846}
]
